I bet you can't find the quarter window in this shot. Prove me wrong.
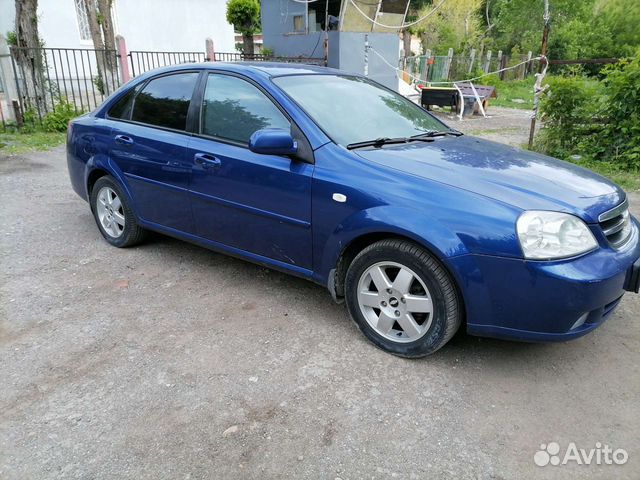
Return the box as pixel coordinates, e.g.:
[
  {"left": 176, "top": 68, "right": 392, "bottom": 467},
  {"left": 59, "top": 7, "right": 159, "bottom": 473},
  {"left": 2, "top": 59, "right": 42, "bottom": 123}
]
[
  {"left": 201, "top": 74, "right": 290, "bottom": 144},
  {"left": 107, "top": 85, "right": 141, "bottom": 120},
  {"left": 131, "top": 73, "right": 199, "bottom": 131}
]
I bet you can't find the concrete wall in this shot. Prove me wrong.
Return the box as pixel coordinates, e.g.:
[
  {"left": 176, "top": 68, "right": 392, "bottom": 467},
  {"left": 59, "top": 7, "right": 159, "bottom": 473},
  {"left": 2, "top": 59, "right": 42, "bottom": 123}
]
[
  {"left": 261, "top": 1, "right": 401, "bottom": 90},
  {"left": 261, "top": 0, "right": 307, "bottom": 40},
  {"left": 260, "top": 0, "right": 324, "bottom": 58},
  {"left": 331, "top": 32, "right": 400, "bottom": 90},
  {"left": 0, "top": 0, "right": 235, "bottom": 52},
  {"left": 263, "top": 33, "right": 326, "bottom": 59}
]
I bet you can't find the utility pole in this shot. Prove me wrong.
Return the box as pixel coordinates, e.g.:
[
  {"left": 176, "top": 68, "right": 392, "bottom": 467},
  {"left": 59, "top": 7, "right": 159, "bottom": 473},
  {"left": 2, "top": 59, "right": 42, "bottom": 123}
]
[
  {"left": 323, "top": 0, "right": 329, "bottom": 66},
  {"left": 528, "top": 0, "right": 550, "bottom": 149}
]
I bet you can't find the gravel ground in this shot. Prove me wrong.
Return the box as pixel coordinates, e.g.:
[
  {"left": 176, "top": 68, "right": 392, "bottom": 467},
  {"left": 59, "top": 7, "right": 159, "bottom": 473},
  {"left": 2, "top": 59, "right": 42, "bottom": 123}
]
[
  {"left": 1, "top": 121, "right": 639, "bottom": 479},
  {"left": 432, "top": 106, "right": 535, "bottom": 146}
]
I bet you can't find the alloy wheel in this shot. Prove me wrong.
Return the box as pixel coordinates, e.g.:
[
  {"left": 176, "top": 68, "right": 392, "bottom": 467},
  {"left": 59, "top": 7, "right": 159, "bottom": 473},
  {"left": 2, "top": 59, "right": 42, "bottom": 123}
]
[
  {"left": 96, "top": 186, "right": 125, "bottom": 238},
  {"left": 357, "top": 261, "right": 434, "bottom": 343}
]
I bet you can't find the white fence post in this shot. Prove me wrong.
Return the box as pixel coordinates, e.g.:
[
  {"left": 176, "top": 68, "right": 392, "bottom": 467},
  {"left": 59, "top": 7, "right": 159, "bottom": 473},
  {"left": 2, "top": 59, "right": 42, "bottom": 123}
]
[
  {"left": 443, "top": 47, "right": 454, "bottom": 80},
  {"left": 484, "top": 50, "right": 492, "bottom": 73},
  {"left": 468, "top": 48, "right": 476, "bottom": 74},
  {"left": 525, "top": 50, "right": 533, "bottom": 78}
]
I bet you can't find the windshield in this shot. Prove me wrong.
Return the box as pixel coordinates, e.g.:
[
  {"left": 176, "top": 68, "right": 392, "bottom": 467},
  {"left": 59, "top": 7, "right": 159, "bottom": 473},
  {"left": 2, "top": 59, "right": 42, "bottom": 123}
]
[{"left": 272, "top": 74, "right": 449, "bottom": 146}]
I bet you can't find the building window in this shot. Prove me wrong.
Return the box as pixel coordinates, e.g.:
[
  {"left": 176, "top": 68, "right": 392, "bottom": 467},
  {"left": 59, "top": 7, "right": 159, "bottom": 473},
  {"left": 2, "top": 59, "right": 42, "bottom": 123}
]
[
  {"left": 293, "top": 15, "right": 305, "bottom": 33},
  {"left": 75, "top": 0, "right": 92, "bottom": 41}
]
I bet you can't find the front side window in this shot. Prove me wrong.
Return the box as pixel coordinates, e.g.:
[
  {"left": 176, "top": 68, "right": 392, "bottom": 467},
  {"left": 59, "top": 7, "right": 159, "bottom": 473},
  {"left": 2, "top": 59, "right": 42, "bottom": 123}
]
[
  {"left": 201, "top": 74, "right": 290, "bottom": 144},
  {"left": 273, "top": 74, "right": 448, "bottom": 146},
  {"left": 131, "top": 73, "right": 199, "bottom": 131}
]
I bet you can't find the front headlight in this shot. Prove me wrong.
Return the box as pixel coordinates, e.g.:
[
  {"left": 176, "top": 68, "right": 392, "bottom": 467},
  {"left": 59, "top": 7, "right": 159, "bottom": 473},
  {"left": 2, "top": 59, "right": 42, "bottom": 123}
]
[{"left": 516, "top": 211, "right": 598, "bottom": 260}]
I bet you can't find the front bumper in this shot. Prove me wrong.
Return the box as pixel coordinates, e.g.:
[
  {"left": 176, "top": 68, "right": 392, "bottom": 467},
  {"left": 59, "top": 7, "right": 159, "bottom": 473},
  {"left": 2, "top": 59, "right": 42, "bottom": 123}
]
[{"left": 448, "top": 219, "right": 640, "bottom": 342}]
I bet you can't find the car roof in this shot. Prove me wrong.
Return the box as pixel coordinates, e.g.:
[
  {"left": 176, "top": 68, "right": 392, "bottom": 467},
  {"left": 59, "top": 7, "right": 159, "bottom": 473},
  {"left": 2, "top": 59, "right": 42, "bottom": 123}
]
[{"left": 134, "top": 61, "right": 347, "bottom": 80}]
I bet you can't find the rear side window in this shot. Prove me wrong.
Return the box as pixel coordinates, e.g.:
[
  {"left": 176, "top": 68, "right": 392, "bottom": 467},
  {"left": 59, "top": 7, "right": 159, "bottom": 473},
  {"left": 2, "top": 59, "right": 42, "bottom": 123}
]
[
  {"left": 131, "top": 72, "right": 199, "bottom": 131},
  {"left": 201, "top": 74, "right": 290, "bottom": 144}
]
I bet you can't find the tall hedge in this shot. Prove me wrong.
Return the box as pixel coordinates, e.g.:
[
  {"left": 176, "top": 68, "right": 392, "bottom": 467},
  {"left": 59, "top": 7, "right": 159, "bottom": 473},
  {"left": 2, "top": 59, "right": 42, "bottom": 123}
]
[{"left": 537, "top": 51, "right": 640, "bottom": 170}]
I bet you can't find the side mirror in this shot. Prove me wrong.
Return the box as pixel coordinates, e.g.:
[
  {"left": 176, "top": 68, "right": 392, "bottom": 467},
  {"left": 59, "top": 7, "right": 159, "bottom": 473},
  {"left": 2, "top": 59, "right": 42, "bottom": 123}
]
[{"left": 249, "top": 128, "right": 298, "bottom": 156}]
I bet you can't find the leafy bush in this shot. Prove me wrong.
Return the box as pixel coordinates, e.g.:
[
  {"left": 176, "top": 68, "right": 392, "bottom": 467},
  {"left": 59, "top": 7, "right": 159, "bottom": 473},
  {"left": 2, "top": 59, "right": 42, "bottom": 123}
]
[
  {"left": 599, "top": 55, "right": 640, "bottom": 168},
  {"left": 6, "top": 30, "right": 18, "bottom": 46},
  {"left": 21, "top": 107, "right": 39, "bottom": 134},
  {"left": 93, "top": 75, "right": 105, "bottom": 95},
  {"left": 536, "top": 75, "right": 600, "bottom": 158},
  {"left": 536, "top": 51, "right": 640, "bottom": 170},
  {"left": 41, "top": 100, "right": 77, "bottom": 132}
]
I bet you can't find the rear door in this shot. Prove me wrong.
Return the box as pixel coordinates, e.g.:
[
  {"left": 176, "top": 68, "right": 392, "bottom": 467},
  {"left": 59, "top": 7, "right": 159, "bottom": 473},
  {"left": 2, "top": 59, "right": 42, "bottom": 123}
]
[
  {"left": 108, "top": 71, "right": 199, "bottom": 232},
  {"left": 186, "top": 72, "right": 314, "bottom": 270}
]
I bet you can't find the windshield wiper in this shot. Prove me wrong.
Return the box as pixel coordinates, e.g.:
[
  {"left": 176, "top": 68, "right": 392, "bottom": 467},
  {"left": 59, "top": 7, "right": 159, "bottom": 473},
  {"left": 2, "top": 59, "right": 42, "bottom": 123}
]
[
  {"left": 410, "top": 129, "right": 463, "bottom": 139},
  {"left": 346, "top": 136, "right": 436, "bottom": 150}
]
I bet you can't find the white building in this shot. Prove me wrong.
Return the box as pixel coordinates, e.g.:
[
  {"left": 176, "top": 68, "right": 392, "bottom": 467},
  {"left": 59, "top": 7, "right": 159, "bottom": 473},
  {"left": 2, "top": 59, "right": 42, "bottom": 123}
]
[
  {"left": 0, "top": 0, "right": 235, "bottom": 53},
  {"left": 0, "top": 0, "right": 236, "bottom": 122}
]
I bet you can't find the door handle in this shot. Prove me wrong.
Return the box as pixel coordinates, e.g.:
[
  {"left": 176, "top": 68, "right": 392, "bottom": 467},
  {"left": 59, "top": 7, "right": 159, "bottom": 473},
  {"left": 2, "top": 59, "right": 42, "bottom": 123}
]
[
  {"left": 194, "top": 152, "right": 221, "bottom": 169},
  {"left": 114, "top": 134, "right": 134, "bottom": 146}
]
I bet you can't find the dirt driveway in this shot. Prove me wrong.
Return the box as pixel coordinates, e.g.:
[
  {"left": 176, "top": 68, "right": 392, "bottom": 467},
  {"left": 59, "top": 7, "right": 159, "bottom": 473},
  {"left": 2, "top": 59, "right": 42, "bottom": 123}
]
[{"left": 1, "top": 124, "right": 639, "bottom": 479}]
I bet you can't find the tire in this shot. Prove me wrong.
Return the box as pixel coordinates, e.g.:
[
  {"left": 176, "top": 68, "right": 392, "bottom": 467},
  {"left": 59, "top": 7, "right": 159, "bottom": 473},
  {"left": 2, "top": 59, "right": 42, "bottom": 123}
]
[
  {"left": 345, "top": 239, "right": 461, "bottom": 358},
  {"left": 90, "top": 176, "right": 146, "bottom": 248}
]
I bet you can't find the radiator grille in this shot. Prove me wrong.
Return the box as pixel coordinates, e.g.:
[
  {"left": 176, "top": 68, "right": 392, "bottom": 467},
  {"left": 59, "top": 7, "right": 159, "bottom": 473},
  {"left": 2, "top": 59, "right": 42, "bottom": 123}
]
[{"left": 598, "top": 199, "right": 632, "bottom": 248}]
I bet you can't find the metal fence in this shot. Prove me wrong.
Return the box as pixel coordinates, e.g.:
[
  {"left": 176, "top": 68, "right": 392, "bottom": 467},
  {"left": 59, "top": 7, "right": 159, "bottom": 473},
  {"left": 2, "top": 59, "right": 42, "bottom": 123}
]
[
  {"left": 213, "top": 51, "right": 325, "bottom": 65},
  {"left": 128, "top": 50, "right": 208, "bottom": 76},
  {"left": 4, "top": 45, "right": 327, "bottom": 127},
  {"left": 402, "top": 52, "right": 538, "bottom": 84},
  {"left": 9, "top": 46, "right": 120, "bottom": 120}
]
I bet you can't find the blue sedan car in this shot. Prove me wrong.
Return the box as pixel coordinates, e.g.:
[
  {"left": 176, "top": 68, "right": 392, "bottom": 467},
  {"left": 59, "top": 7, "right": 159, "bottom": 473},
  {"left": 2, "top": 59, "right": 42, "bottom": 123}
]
[{"left": 67, "top": 62, "right": 640, "bottom": 357}]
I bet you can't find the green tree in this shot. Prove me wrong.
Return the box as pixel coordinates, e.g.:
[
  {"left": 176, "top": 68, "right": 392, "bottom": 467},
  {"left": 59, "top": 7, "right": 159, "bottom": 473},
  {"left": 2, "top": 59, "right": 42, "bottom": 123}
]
[
  {"left": 414, "top": 0, "right": 482, "bottom": 54},
  {"left": 226, "top": 0, "right": 261, "bottom": 56},
  {"left": 595, "top": 0, "right": 640, "bottom": 57},
  {"left": 483, "top": 0, "right": 639, "bottom": 61}
]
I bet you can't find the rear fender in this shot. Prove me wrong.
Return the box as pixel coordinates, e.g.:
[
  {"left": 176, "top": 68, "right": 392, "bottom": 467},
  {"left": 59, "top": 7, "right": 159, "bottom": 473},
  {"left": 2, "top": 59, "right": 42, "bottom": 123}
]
[{"left": 85, "top": 155, "right": 139, "bottom": 219}]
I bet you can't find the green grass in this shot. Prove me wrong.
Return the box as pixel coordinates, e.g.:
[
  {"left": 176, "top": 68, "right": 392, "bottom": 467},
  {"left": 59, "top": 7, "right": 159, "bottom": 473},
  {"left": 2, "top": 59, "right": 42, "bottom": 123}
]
[
  {"left": 482, "top": 76, "right": 536, "bottom": 109},
  {"left": 0, "top": 131, "right": 66, "bottom": 155}
]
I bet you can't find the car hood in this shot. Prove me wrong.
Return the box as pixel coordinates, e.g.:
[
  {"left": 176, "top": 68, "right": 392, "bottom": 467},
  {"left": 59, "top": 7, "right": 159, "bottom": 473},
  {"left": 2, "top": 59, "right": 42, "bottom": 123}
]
[{"left": 354, "top": 135, "right": 625, "bottom": 223}]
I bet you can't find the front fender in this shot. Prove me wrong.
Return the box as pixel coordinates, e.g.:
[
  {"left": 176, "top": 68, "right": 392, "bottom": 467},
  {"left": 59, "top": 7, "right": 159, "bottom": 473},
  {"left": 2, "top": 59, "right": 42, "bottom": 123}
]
[{"left": 315, "top": 205, "right": 469, "bottom": 285}]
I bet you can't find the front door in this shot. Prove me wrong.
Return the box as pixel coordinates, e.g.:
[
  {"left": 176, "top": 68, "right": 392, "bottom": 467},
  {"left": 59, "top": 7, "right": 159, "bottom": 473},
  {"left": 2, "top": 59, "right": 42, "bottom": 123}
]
[
  {"left": 187, "top": 73, "right": 313, "bottom": 270},
  {"left": 108, "top": 71, "right": 199, "bottom": 232}
]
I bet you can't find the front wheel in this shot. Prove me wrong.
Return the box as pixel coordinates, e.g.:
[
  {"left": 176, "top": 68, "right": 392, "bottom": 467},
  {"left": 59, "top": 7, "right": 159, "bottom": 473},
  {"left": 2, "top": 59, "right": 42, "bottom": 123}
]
[{"left": 345, "top": 239, "right": 462, "bottom": 358}]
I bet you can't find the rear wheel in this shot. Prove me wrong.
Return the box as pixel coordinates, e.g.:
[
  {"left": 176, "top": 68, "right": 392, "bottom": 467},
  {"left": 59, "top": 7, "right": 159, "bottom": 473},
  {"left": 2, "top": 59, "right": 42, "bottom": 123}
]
[
  {"left": 345, "top": 239, "right": 461, "bottom": 357},
  {"left": 90, "top": 176, "right": 146, "bottom": 247}
]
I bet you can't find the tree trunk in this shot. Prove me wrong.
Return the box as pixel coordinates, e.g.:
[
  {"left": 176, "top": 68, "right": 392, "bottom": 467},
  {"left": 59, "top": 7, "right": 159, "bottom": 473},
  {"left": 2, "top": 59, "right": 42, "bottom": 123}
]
[
  {"left": 85, "top": 0, "right": 117, "bottom": 95},
  {"left": 14, "top": 0, "right": 49, "bottom": 117},
  {"left": 242, "top": 33, "right": 255, "bottom": 57}
]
